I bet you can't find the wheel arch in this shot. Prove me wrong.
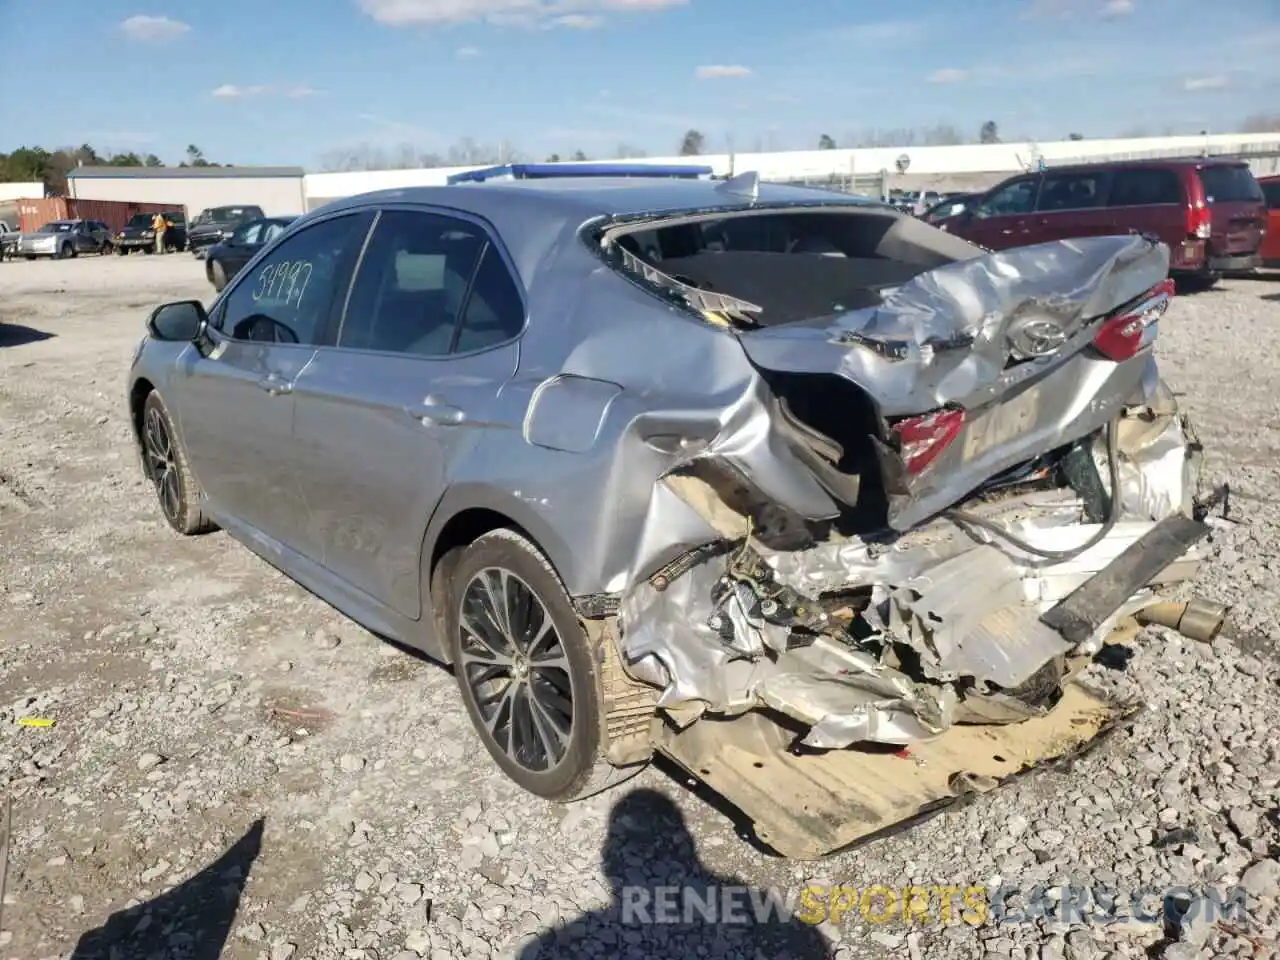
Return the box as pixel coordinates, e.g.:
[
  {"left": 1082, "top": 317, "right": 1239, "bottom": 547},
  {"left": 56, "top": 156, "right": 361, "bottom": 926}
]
[
  {"left": 129, "top": 377, "right": 156, "bottom": 448},
  {"left": 420, "top": 487, "right": 579, "bottom": 665}
]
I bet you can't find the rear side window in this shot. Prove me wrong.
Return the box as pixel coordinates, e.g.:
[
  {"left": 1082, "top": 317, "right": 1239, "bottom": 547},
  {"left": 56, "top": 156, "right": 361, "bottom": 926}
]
[
  {"left": 339, "top": 210, "right": 487, "bottom": 357},
  {"left": 1108, "top": 169, "right": 1183, "bottom": 207},
  {"left": 1259, "top": 181, "right": 1280, "bottom": 210},
  {"left": 1197, "top": 166, "right": 1264, "bottom": 204},
  {"left": 1036, "top": 171, "right": 1109, "bottom": 211},
  {"left": 454, "top": 246, "right": 525, "bottom": 353}
]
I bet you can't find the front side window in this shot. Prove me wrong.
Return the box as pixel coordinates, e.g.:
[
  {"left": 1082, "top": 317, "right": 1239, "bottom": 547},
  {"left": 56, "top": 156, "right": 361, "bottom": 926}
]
[
  {"left": 338, "top": 210, "right": 488, "bottom": 357},
  {"left": 233, "top": 221, "right": 264, "bottom": 245},
  {"left": 217, "top": 213, "right": 369, "bottom": 345},
  {"left": 1262, "top": 181, "right": 1280, "bottom": 210},
  {"left": 1036, "top": 171, "right": 1108, "bottom": 211},
  {"left": 980, "top": 178, "right": 1038, "bottom": 216}
]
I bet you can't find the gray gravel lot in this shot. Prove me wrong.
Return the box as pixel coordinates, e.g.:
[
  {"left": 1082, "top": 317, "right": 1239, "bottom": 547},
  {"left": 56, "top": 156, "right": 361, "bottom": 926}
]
[{"left": 1, "top": 255, "right": 1278, "bottom": 960}]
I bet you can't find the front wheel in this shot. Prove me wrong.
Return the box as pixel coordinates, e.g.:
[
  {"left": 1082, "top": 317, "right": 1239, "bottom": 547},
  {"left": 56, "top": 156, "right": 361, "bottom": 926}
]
[
  {"left": 210, "top": 259, "right": 228, "bottom": 292},
  {"left": 443, "top": 529, "right": 604, "bottom": 801},
  {"left": 115, "top": 245, "right": 127, "bottom": 256},
  {"left": 58, "top": 243, "right": 74, "bottom": 259},
  {"left": 139, "top": 391, "right": 216, "bottom": 535}
]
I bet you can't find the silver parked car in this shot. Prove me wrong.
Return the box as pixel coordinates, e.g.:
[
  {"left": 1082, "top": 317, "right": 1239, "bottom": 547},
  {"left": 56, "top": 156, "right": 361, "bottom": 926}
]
[
  {"left": 127, "top": 171, "right": 1225, "bottom": 857},
  {"left": 15, "top": 218, "right": 113, "bottom": 259}
]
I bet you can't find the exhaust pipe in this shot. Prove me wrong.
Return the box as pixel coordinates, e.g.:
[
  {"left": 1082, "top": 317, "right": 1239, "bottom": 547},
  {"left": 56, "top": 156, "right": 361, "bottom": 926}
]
[{"left": 1137, "top": 599, "right": 1229, "bottom": 643}]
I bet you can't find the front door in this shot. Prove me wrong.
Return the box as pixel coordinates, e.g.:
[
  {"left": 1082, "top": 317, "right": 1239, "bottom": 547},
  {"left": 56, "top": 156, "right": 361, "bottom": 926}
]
[
  {"left": 290, "top": 207, "right": 526, "bottom": 618},
  {"left": 958, "top": 175, "right": 1041, "bottom": 250},
  {"left": 172, "top": 210, "right": 373, "bottom": 548}
]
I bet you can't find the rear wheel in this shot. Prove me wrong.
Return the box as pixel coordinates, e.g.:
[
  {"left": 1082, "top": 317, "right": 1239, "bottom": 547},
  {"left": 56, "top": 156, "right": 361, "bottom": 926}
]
[
  {"left": 140, "top": 391, "right": 216, "bottom": 535},
  {"left": 442, "top": 530, "right": 604, "bottom": 801},
  {"left": 115, "top": 245, "right": 127, "bottom": 256}
]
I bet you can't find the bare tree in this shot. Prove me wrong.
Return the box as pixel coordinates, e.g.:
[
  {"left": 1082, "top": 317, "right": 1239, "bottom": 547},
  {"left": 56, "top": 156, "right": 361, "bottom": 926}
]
[
  {"left": 979, "top": 121, "right": 1000, "bottom": 144},
  {"left": 572, "top": 149, "right": 588, "bottom": 161},
  {"left": 679, "top": 129, "right": 705, "bottom": 156},
  {"left": 920, "top": 124, "right": 964, "bottom": 146},
  {"left": 817, "top": 133, "right": 837, "bottom": 150},
  {"left": 1067, "top": 132, "right": 1085, "bottom": 141},
  {"left": 1241, "top": 112, "right": 1280, "bottom": 133}
]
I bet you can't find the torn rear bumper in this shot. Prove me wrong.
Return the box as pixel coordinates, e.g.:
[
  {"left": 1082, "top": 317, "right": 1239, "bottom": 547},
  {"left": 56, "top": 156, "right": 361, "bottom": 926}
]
[{"left": 656, "top": 683, "right": 1138, "bottom": 859}]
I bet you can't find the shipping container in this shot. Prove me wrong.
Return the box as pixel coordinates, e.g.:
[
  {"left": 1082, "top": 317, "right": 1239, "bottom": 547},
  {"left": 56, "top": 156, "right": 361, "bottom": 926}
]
[{"left": 15, "top": 197, "right": 187, "bottom": 233}]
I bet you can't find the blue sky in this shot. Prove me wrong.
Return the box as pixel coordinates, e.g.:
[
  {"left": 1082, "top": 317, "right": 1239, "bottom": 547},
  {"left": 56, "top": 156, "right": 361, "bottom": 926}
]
[{"left": 1, "top": 0, "right": 1276, "bottom": 168}]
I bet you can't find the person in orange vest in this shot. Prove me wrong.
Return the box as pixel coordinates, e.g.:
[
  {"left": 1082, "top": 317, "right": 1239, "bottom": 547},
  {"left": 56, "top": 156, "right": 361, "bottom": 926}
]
[{"left": 151, "top": 212, "right": 170, "bottom": 254}]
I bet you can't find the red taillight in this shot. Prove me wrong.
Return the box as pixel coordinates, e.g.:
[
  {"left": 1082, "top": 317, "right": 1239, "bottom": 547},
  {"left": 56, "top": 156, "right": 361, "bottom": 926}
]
[
  {"left": 1092, "top": 278, "right": 1175, "bottom": 362},
  {"left": 1186, "top": 202, "right": 1211, "bottom": 239},
  {"left": 892, "top": 408, "right": 966, "bottom": 474}
]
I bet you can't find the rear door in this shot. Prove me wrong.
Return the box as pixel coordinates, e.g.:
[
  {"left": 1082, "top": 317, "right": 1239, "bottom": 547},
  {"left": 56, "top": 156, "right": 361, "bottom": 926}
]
[
  {"left": 1261, "top": 178, "right": 1280, "bottom": 263},
  {"left": 1106, "top": 167, "right": 1186, "bottom": 247},
  {"left": 1197, "top": 164, "right": 1266, "bottom": 258},
  {"left": 1030, "top": 168, "right": 1113, "bottom": 242},
  {"left": 953, "top": 175, "right": 1041, "bottom": 250},
  {"left": 288, "top": 207, "right": 525, "bottom": 618}
]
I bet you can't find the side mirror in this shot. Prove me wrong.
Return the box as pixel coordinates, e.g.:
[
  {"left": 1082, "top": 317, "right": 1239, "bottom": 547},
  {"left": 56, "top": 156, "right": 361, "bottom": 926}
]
[{"left": 147, "top": 300, "right": 209, "bottom": 342}]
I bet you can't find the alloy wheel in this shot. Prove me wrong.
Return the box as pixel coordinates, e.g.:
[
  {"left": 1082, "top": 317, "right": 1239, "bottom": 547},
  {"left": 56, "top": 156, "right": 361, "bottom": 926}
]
[
  {"left": 457, "top": 567, "right": 574, "bottom": 773},
  {"left": 143, "top": 406, "right": 181, "bottom": 523}
]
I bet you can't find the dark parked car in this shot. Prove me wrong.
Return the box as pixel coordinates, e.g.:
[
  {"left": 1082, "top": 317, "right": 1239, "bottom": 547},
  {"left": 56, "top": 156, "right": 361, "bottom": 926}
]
[
  {"left": 205, "top": 216, "right": 297, "bottom": 291},
  {"left": 187, "top": 205, "right": 266, "bottom": 257},
  {"left": 946, "top": 158, "right": 1266, "bottom": 289},
  {"left": 127, "top": 170, "right": 1220, "bottom": 857},
  {"left": 14, "top": 219, "right": 113, "bottom": 259},
  {"left": 114, "top": 211, "right": 188, "bottom": 254}
]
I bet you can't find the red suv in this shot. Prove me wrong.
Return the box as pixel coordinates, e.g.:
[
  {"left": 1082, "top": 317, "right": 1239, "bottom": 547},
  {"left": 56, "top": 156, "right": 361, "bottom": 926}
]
[
  {"left": 1259, "top": 175, "right": 1280, "bottom": 267},
  {"left": 948, "top": 158, "right": 1267, "bottom": 288}
]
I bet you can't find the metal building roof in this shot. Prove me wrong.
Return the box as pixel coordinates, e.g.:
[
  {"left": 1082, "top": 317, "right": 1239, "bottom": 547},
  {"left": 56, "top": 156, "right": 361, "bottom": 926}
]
[{"left": 67, "top": 166, "right": 304, "bottom": 180}]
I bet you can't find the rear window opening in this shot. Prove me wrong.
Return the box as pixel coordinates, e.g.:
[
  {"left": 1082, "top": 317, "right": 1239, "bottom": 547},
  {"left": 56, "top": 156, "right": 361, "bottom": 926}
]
[
  {"left": 596, "top": 206, "right": 980, "bottom": 328},
  {"left": 1197, "top": 165, "right": 1264, "bottom": 204}
]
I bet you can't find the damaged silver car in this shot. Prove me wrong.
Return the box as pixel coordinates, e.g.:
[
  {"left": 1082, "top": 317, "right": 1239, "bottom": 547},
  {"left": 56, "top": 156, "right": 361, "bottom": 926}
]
[{"left": 127, "top": 169, "right": 1226, "bottom": 858}]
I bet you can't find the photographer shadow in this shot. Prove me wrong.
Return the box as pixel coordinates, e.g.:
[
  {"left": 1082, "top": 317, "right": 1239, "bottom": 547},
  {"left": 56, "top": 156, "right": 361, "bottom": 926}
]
[
  {"left": 518, "top": 788, "right": 831, "bottom": 960},
  {"left": 68, "top": 818, "right": 264, "bottom": 960}
]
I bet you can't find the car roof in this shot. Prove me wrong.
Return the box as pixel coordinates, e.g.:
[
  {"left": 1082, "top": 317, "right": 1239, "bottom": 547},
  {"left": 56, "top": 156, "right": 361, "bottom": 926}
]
[
  {"left": 1034, "top": 156, "right": 1252, "bottom": 176},
  {"left": 308, "top": 176, "right": 884, "bottom": 284}
]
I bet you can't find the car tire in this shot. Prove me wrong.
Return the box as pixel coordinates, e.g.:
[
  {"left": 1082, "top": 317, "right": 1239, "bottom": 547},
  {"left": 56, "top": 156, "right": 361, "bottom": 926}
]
[
  {"left": 1175, "top": 272, "right": 1218, "bottom": 294},
  {"left": 139, "top": 391, "right": 217, "bottom": 536},
  {"left": 442, "top": 529, "right": 605, "bottom": 801},
  {"left": 58, "top": 243, "right": 74, "bottom": 260},
  {"left": 115, "top": 245, "right": 127, "bottom": 256},
  {"left": 210, "top": 259, "right": 228, "bottom": 292}
]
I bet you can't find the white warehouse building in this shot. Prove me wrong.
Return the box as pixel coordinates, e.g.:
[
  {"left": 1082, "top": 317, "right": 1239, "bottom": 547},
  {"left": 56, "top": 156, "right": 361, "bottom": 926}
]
[
  {"left": 303, "top": 132, "right": 1280, "bottom": 208},
  {"left": 65, "top": 165, "right": 307, "bottom": 219}
]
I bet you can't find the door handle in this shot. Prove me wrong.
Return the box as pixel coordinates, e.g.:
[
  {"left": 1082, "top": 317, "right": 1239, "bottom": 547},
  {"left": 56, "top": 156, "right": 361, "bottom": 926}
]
[
  {"left": 404, "top": 396, "right": 465, "bottom": 426},
  {"left": 257, "top": 374, "right": 293, "bottom": 396}
]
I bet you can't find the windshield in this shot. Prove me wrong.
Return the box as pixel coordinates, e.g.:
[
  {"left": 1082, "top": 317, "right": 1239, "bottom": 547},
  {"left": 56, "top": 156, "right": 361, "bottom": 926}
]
[
  {"left": 126, "top": 214, "right": 151, "bottom": 228},
  {"left": 39, "top": 221, "right": 74, "bottom": 233},
  {"left": 1198, "top": 166, "right": 1264, "bottom": 204}
]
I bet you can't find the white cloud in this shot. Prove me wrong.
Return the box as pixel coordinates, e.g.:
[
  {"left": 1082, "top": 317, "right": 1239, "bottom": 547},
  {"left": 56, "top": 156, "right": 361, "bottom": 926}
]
[
  {"left": 455, "top": 45, "right": 481, "bottom": 57},
  {"left": 119, "top": 14, "right": 191, "bottom": 42},
  {"left": 1025, "top": 0, "right": 1134, "bottom": 18},
  {"left": 926, "top": 68, "right": 967, "bottom": 84},
  {"left": 211, "top": 84, "right": 266, "bottom": 100},
  {"left": 357, "top": 0, "right": 686, "bottom": 29},
  {"left": 287, "top": 85, "right": 322, "bottom": 98},
  {"left": 1183, "top": 75, "right": 1228, "bottom": 91},
  {"left": 554, "top": 13, "right": 603, "bottom": 28},
  {"left": 695, "top": 64, "right": 753, "bottom": 80}
]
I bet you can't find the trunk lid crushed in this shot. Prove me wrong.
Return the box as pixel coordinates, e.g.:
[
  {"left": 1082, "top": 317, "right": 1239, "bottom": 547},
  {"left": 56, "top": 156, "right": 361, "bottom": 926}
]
[{"left": 611, "top": 233, "right": 1211, "bottom": 760}]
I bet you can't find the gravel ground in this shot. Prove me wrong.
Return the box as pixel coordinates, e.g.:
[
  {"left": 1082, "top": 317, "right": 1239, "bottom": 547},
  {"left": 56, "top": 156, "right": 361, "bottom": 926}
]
[{"left": 1, "top": 254, "right": 1278, "bottom": 960}]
